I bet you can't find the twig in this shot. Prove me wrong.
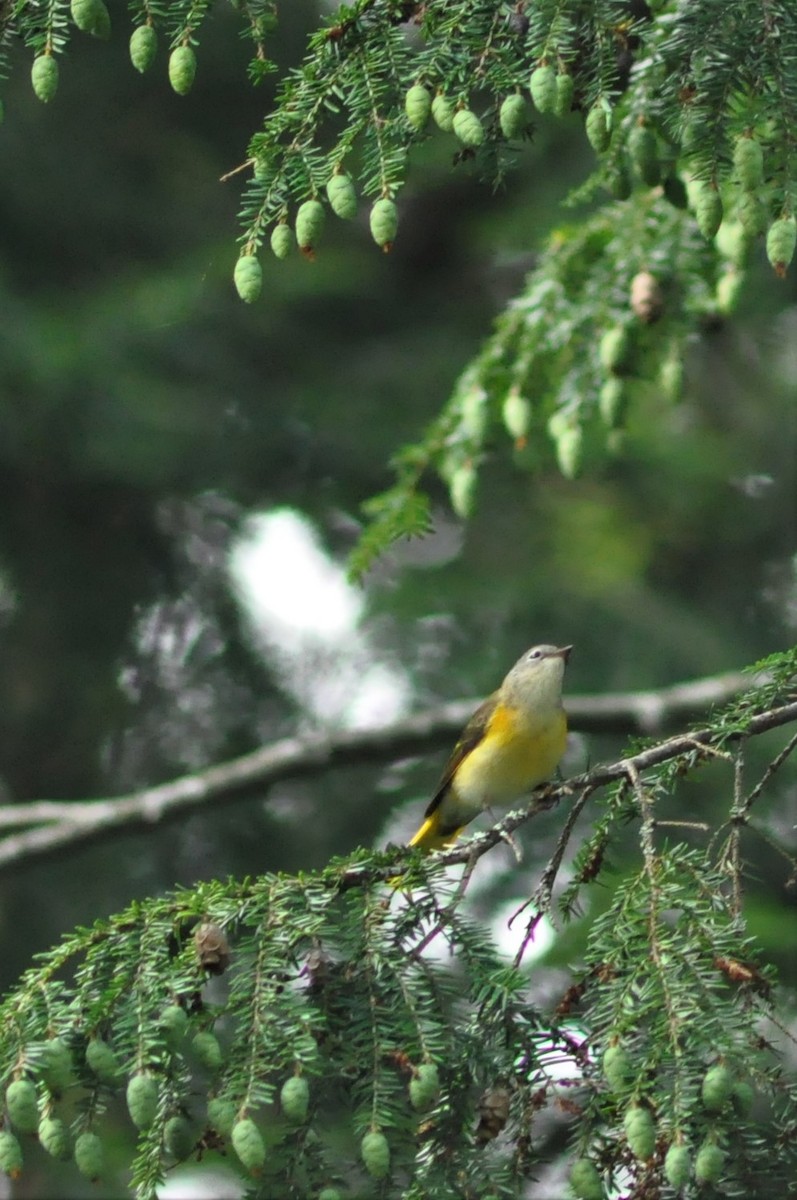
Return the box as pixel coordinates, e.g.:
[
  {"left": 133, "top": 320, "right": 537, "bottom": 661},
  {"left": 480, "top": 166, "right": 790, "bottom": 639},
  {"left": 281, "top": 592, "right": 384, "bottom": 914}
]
[
  {"left": 0, "top": 670, "right": 757, "bottom": 844},
  {"left": 0, "top": 677, "right": 786, "bottom": 878},
  {"left": 0, "top": 672, "right": 753, "bottom": 842},
  {"left": 625, "top": 758, "right": 656, "bottom": 870},
  {"left": 712, "top": 729, "right": 797, "bottom": 903},
  {"left": 408, "top": 847, "right": 480, "bottom": 960},
  {"left": 743, "top": 728, "right": 797, "bottom": 814},
  {"left": 510, "top": 784, "right": 596, "bottom": 969},
  {"left": 727, "top": 750, "right": 747, "bottom": 916},
  {"left": 220, "top": 158, "right": 255, "bottom": 182},
  {"left": 329, "top": 699, "right": 797, "bottom": 894},
  {"left": 654, "top": 819, "right": 711, "bottom": 832}
]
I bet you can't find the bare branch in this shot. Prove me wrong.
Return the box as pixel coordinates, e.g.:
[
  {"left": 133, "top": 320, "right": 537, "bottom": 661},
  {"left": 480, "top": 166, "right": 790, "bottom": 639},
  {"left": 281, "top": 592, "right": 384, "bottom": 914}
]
[
  {"left": 565, "top": 669, "right": 752, "bottom": 734},
  {"left": 0, "top": 669, "right": 770, "bottom": 876},
  {"left": 511, "top": 781, "right": 597, "bottom": 968}
]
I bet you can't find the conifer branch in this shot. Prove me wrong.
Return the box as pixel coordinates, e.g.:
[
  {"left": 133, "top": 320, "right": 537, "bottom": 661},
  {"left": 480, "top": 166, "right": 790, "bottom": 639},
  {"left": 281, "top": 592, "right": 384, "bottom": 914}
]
[
  {"left": 1, "top": 675, "right": 795, "bottom": 1197},
  {"left": 355, "top": 696, "right": 797, "bottom": 883}
]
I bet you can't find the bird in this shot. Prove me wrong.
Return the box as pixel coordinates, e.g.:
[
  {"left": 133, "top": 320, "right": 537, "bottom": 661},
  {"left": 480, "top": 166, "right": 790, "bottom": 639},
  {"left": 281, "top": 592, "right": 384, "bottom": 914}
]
[{"left": 406, "top": 644, "right": 572, "bottom": 851}]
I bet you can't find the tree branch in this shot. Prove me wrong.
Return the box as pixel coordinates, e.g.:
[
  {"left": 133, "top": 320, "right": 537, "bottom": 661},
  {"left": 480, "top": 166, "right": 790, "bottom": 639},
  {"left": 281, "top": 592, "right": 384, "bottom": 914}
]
[
  {"left": 0, "top": 669, "right": 762, "bottom": 875},
  {"left": 345, "top": 697, "right": 797, "bottom": 886}
]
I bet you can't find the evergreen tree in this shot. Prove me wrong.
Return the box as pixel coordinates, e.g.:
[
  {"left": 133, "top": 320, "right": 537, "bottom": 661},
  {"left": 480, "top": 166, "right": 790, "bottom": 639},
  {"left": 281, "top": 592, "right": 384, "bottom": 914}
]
[{"left": 1, "top": 2, "right": 796, "bottom": 1197}]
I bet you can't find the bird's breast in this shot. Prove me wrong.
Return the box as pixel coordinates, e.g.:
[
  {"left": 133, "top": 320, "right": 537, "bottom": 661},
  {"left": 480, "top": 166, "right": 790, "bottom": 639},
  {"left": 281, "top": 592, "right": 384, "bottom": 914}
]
[{"left": 452, "top": 703, "right": 567, "bottom": 809}]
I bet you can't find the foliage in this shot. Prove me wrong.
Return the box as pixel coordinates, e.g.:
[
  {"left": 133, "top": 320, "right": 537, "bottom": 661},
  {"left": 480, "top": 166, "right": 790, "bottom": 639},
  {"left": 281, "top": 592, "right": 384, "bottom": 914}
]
[
  {"left": 1, "top": 653, "right": 796, "bottom": 1197},
  {"left": 4, "top": 0, "right": 797, "bottom": 571},
  {"left": 233, "top": 0, "right": 797, "bottom": 572},
  {"left": 0, "top": 859, "right": 567, "bottom": 1198}
]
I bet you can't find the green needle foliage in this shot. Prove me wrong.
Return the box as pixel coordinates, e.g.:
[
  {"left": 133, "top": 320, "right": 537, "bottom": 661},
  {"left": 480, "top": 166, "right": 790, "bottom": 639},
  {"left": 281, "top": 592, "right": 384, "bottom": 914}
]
[
  {"left": 0, "top": 864, "right": 581, "bottom": 1198},
  {"left": 1, "top": 652, "right": 796, "bottom": 1197},
  {"left": 3, "top": 0, "right": 797, "bottom": 569}
]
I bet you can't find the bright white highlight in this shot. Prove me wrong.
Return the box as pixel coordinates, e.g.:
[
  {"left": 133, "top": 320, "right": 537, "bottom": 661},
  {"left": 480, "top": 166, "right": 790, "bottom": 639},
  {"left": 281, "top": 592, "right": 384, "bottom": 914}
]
[
  {"left": 490, "top": 900, "right": 556, "bottom": 962},
  {"left": 229, "top": 508, "right": 410, "bottom": 729},
  {"left": 159, "top": 1167, "right": 243, "bottom": 1200},
  {"left": 234, "top": 509, "right": 361, "bottom": 639}
]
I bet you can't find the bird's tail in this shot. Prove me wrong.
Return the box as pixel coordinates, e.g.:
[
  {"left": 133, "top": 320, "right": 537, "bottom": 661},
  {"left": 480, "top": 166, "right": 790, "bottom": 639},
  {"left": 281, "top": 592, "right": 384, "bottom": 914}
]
[
  {"left": 407, "top": 813, "right": 463, "bottom": 853},
  {"left": 388, "top": 813, "right": 464, "bottom": 888}
]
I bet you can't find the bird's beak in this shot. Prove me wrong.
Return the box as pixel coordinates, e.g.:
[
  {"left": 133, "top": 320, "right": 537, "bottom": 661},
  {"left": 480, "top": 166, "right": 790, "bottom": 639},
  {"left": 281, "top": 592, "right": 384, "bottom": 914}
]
[{"left": 553, "top": 645, "right": 573, "bottom": 662}]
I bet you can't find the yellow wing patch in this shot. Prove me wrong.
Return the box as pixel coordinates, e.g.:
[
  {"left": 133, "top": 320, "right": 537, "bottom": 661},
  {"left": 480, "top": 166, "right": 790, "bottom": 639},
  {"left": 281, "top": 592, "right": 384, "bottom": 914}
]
[{"left": 483, "top": 700, "right": 521, "bottom": 740}]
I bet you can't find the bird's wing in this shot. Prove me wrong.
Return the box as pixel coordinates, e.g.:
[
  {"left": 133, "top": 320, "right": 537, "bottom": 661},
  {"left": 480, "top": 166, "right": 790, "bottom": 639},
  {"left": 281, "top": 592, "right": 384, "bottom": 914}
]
[{"left": 423, "top": 693, "right": 497, "bottom": 818}]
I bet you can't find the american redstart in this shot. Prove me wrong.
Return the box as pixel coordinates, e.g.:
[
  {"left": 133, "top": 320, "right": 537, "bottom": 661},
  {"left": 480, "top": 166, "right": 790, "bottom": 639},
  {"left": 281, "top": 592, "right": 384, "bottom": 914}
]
[{"left": 407, "top": 644, "right": 572, "bottom": 851}]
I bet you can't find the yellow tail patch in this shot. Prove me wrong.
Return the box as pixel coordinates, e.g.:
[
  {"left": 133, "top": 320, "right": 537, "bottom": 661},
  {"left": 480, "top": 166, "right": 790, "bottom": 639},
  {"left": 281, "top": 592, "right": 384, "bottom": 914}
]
[
  {"left": 388, "top": 814, "right": 463, "bottom": 887},
  {"left": 408, "top": 814, "right": 463, "bottom": 853}
]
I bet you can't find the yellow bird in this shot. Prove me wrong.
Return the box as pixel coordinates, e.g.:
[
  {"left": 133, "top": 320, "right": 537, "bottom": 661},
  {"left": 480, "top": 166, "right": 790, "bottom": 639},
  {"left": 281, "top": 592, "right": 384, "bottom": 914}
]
[{"left": 407, "top": 644, "right": 572, "bottom": 851}]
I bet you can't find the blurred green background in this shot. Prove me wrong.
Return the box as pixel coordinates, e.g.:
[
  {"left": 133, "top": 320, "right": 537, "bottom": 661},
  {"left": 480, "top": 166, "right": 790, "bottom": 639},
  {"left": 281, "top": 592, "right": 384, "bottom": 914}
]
[{"left": 1, "top": 6, "right": 796, "bottom": 1191}]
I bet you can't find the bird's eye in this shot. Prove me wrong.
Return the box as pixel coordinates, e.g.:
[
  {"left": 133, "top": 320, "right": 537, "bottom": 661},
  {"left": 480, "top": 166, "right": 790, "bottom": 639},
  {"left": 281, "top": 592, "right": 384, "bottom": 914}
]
[{"left": 528, "top": 648, "right": 542, "bottom": 661}]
